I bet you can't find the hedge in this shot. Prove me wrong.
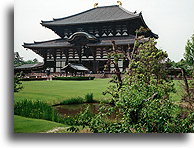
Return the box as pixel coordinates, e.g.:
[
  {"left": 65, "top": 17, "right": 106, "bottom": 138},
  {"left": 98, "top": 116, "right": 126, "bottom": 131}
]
[
  {"left": 21, "top": 78, "right": 47, "bottom": 81},
  {"left": 53, "top": 76, "right": 95, "bottom": 80},
  {"left": 21, "top": 76, "right": 95, "bottom": 81}
]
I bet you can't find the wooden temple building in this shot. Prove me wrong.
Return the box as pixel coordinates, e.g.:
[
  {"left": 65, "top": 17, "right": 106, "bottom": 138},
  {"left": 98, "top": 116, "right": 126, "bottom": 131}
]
[{"left": 23, "top": 5, "right": 158, "bottom": 74}]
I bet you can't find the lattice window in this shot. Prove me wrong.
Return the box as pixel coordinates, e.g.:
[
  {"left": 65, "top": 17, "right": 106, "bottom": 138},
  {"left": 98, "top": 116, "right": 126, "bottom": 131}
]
[
  {"left": 102, "top": 33, "right": 107, "bottom": 37},
  {"left": 116, "top": 25, "right": 122, "bottom": 36},
  {"left": 61, "top": 62, "right": 65, "bottom": 67},
  {"left": 64, "top": 29, "right": 69, "bottom": 38},
  {"left": 108, "top": 32, "right": 113, "bottom": 36},
  {"left": 47, "top": 49, "right": 53, "bottom": 59},
  {"left": 116, "top": 32, "right": 121, "bottom": 36},
  {"left": 102, "top": 26, "right": 108, "bottom": 37},
  {"left": 88, "top": 27, "right": 94, "bottom": 34},
  {"left": 94, "top": 28, "right": 100, "bottom": 37},
  {"left": 107, "top": 26, "right": 114, "bottom": 36},
  {"left": 56, "top": 61, "right": 61, "bottom": 67},
  {"left": 122, "top": 25, "right": 128, "bottom": 36},
  {"left": 56, "top": 68, "right": 61, "bottom": 72},
  {"left": 122, "top": 32, "right": 128, "bottom": 36}
]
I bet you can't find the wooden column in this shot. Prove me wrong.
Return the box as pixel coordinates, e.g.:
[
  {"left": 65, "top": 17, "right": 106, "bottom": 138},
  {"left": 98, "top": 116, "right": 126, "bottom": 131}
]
[
  {"left": 104, "top": 47, "right": 111, "bottom": 73},
  {"left": 122, "top": 46, "right": 128, "bottom": 71},
  {"left": 63, "top": 48, "right": 69, "bottom": 65},
  {"left": 42, "top": 49, "right": 47, "bottom": 70},
  {"left": 75, "top": 46, "right": 82, "bottom": 64},
  {"left": 72, "top": 49, "right": 75, "bottom": 58},
  {"left": 100, "top": 48, "right": 104, "bottom": 58},
  {"left": 90, "top": 47, "right": 97, "bottom": 73},
  {"left": 63, "top": 48, "right": 69, "bottom": 76},
  {"left": 52, "top": 49, "right": 56, "bottom": 73}
]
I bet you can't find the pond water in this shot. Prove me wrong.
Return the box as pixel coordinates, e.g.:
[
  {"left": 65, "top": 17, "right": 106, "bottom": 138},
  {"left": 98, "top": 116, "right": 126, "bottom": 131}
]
[{"left": 54, "top": 103, "right": 119, "bottom": 120}]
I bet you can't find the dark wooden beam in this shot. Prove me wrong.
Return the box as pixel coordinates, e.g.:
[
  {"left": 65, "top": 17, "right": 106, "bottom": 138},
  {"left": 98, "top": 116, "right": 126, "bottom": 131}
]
[
  {"left": 51, "top": 49, "right": 56, "bottom": 72},
  {"left": 90, "top": 47, "right": 97, "bottom": 73},
  {"left": 41, "top": 49, "right": 47, "bottom": 70},
  {"left": 63, "top": 48, "right": 69, "bottom": 65},
  {"left": 75, "top": 46, "right": 82, "bottom": 64}
]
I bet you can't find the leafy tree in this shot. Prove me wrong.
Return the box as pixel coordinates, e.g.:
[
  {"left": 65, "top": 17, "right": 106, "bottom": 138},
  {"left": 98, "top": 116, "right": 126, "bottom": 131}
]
[
  {"left": 14, "top": 52, "right": 24, "bottom": 66},
  {"left": 74, "top": 35, "right": 194, "bottom": 133},
  {"left": 184, "top": 34, "right": 194, "bottom": 67},
  {"left": 33, "top": 58, "right": 38, "bottom": 63},
  {"left": 23, "top": 58, "right": 39, "bottom": 64},
  {"left": 14, "top": 73, "right": 23, "bottom": 92},
  {"left": 181, "top": 34, "right": 194, "bottom": 107},
  {"left": 103, "top": 27, "right": 151, "bottom": 103},
  {"left": 94, "top": 38, "right": 178, "bottom": 133},
  {"left": 14, "top": 52, "right": 39, "bottom": 66}
]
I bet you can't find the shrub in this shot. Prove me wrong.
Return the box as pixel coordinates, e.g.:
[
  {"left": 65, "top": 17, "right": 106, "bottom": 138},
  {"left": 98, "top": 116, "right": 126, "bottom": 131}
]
[
  {"left": 85, "top": 93, "right": 95, "bottom": 103},
  {"left": 14, "top": 100, "right": 91, "bottom": 126},
  {"left": 14, "top": 100, "right": 64, "bottom": 123},
  {"left": 21, "top": 78, "right": 47, "bottom": 81},
  {"left": 14, "top": 73, "right": 23, "bottom": 92},
  {"left": 53, "top": 76, "right": 95, "bottom": 81},
  {"left": 59, "top": 97, "right": 84, "bottom": 105},
  {"left": 74, "top": 37, "right": 194, "bottom": 133}
]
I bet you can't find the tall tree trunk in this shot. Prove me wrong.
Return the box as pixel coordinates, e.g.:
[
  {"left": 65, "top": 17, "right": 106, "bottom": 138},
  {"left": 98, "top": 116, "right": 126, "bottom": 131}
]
[{"left": 181, "top": 68, "right": 190, "bottom": 101}]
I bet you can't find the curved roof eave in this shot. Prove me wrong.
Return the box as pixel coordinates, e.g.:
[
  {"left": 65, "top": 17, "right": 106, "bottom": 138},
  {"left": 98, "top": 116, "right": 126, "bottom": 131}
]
[
  {"left": 139, "top": 13, "right": 159, "bottom": 39},
  {"left": 41, "top": 16, "right": 140, "bottom": 27}
]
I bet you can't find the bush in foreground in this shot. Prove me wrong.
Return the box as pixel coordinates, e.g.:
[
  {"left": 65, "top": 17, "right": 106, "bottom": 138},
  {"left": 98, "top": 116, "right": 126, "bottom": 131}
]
[
  {"left": 73, "top": 37, "right": 194, "bottom": 133},
  {"left": 14, "top": 100, "right": 64, "bottom": 123},
  {"left": 59, "top": 93, "right": 95, "bottom": 105},
  {"left": 59, "top": 97, "right": 84, "bottom": 105}
]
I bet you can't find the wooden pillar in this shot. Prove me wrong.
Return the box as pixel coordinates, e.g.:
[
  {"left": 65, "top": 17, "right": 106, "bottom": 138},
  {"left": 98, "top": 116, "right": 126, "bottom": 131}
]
[
  {"left": 42, "top": 49, "right": 47, "bottom": 71},
  {"left": 100, "top": 48, "right": 104, "bottom": 58},
  {"left": 90, "top": 47, "right": 97, "bottom": 73},
  {"left": 52, "top": 49, "right": 56, "bottom": 73},
  {"left": 72, "top": 49, "right": 75, "bottom": 58},
  {"left": 63, "top": 48, "right": 69, "bottom": 76},
  {"left": 123, "top": 46, "right": 127, "bottom": 72},
  {"left": 75, "top": 46, "right": 82, "bottom": 64},
  {"left": 63, "top": 48, "right": 69, "bottom": 65}
]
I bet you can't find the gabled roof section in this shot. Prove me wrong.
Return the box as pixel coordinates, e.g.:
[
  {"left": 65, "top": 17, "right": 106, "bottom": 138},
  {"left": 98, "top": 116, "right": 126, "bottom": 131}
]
[
  {"left": 23, "top": 35, "right": 138, "bottom": 49},
  {"left": 15, "top": 63, "right": 44, "bottom": 69},
  {"left": 41, "top": 5, "right": 139, "bottom": 26},
  {"left": 61, "top": 63, "right": 89, "bottom": 71},
  {"left": 68, "top": 32, "right": 98, "bottom": 43}
]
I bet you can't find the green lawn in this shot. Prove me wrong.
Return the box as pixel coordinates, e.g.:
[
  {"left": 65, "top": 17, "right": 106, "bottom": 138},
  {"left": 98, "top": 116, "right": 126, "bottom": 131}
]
[
  {"left": 14, "top": 115, "right": 68, "bottom": 133},
  {"left": 14, "top": 79, "right": 184, "bottom": 133},
  {"left": 14, "top": 78, "right": 183, "bottom": 105},
  {"left": 170, "top": 80, "right": 184, "bottom": 102},
  {"left": 14, "top": 79, "right": 111, "bottom": 105},
  {"left": 14, "top": 115, "right": 91, "bottom": 133}
]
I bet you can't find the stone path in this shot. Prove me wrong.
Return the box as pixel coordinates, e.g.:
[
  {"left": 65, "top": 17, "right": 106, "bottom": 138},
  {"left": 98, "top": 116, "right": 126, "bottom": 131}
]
[{"left": 44, "top": 127, "right": 66, "bottom": 133}]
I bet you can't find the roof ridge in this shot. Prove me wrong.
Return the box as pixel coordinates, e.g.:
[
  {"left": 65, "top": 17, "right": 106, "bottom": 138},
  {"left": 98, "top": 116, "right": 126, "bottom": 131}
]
[
  {"left": 51, "top": 5, "right": 120, "bottom": 21},
  {"left": 41, "top": 5, "right": 138, "bottom": 25},
  {"left": 118, "top": 5, "right": 139, "bottom": 16},
  {"left": 50, "top": 7, "right": 96, "bottom": 22},
  {"left": 96, "top": 5, "right": 118, "bottom": 8}
]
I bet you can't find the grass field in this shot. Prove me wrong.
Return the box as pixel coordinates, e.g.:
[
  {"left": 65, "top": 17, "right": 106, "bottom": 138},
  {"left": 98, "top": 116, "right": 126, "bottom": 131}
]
[
  {"left": 14, "top": 79, "right": 184, "bottom": 133},
  {"left": 14, "top": 79, "right": 111, "bottom": 105},
  {"left": 14, "top": 115, "right": 91, "bottom": 133},
  {"left": 14, "top": 78, "right": 183, "bottom": 105},
  {"left": 14, "top": 115, "right": 68, "bottom": 133},
  {"left": 170, "top": 80, "right": 184, "bottom": 102}
]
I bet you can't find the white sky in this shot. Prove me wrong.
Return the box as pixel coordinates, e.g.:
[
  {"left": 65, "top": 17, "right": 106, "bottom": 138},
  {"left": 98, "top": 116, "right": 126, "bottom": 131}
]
[{"left": 14, "top": 0, "right": 194, "bottom": 62}]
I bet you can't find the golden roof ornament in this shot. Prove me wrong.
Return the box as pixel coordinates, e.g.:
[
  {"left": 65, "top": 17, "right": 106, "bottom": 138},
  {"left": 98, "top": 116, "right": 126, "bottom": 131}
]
[
  {"left": 117, "top": 1, "right": 122, "bottom": 6},
  {"left": 94, "top": 3, "right": 98, "bottom": 8}
]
